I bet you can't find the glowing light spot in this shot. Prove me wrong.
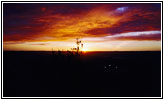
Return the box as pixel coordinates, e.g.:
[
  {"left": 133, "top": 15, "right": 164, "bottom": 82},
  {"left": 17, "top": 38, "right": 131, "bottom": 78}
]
[
  {"left": 82, "top": 48, "right": 88, "bottom": 52},
  {"left": 116, "top": 7, "right": 128, "bottom": 13}
]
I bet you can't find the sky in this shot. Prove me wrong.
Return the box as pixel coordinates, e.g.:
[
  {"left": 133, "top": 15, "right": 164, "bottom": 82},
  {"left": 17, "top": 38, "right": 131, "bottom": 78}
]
[{"left": 3, "top": 3, "right": 161, "bottom": 51}]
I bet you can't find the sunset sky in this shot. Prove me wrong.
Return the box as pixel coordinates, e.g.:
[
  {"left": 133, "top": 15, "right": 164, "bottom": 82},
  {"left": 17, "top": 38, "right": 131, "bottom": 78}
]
[{"left": 3, "top": 3, "right": 161, "bottom": 51}]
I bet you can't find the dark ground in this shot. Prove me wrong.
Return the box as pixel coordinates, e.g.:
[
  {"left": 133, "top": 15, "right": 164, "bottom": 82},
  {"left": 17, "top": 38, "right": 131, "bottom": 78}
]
[{"left": 3, "top": 51, "right": 161, "bottom": 97}]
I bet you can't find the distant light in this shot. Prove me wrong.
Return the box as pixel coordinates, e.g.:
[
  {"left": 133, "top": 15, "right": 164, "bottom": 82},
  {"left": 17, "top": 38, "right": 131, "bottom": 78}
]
[{"left": 116, "top": 7, "right": 128, "bottom": 13}]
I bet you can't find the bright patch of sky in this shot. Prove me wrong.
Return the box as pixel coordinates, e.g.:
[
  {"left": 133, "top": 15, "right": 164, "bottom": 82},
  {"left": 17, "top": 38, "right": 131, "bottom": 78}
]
[
  {"left": 83, "top": 31, "right": 161, "bottom": 42},
  {"left": 116, "top": 7, "right": 129, "bottom": 13},
  {"left": 106, "top": 31, "right": 161, "bottom": 38}
]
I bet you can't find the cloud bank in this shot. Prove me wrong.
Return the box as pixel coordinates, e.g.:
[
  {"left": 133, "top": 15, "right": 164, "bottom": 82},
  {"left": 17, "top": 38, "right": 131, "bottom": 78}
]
[{"left": 3, "top": 3, "right": 161, "bottom": 42}]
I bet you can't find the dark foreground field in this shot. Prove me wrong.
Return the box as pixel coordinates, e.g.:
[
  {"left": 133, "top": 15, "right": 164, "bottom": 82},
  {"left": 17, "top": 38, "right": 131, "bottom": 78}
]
[{"left": 3, "top": 51, "right": 161, "bottom": 97}]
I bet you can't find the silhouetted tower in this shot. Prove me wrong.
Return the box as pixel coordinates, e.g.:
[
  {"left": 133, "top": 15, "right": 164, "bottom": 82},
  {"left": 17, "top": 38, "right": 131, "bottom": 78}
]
[
  {"left": 71, "top": 38, "right": 83, "bottom": 55},
  {"left": 76, "top": 38, "right": 81, "bottom": 55},
  {"left": 76, "top": 38, "right": 81, "bottom": 52}
]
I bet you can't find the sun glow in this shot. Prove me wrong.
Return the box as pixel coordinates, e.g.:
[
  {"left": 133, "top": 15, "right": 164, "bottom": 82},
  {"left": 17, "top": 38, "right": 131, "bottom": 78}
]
[{"left": 82, "top": 48, "right": 88, "bottom": 52}]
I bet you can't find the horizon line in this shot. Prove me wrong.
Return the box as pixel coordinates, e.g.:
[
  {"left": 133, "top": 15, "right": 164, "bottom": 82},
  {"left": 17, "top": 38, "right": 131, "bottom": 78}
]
[{"left": 3, "top": 50, "right": 161, "bottom": 52}]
